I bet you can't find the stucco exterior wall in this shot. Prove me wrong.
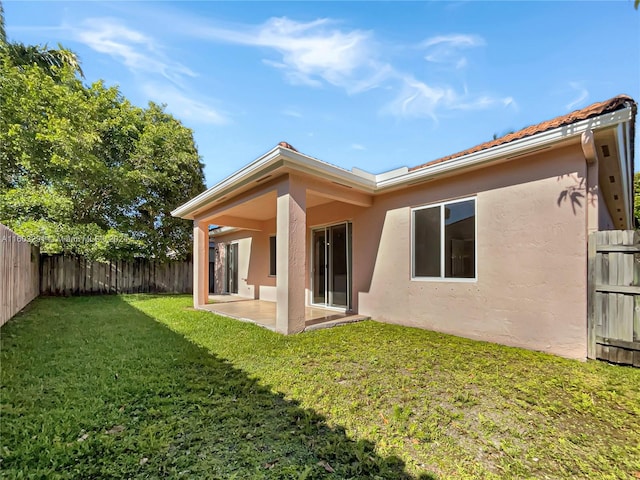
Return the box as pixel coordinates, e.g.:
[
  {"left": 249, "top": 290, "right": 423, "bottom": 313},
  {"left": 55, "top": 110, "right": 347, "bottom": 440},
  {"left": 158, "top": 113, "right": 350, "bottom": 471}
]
[
  {"left": 356, "top": 144, "right": 589, "bottom": 359},
  {"left": 215, "top": 203, "right": 364, "bottom": 304},
  {"left": 208, "top": 144, "right": 590, "bottom": 358},
  {"left": 213, "top": 229, "right": 275, "bottom": 299}
]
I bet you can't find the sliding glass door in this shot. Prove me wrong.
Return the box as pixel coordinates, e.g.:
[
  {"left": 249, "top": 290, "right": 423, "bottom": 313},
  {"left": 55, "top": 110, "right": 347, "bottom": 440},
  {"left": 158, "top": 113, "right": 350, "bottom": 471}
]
[
  {"left": 312, "top": 222, "right": 352, "bottom": 309},
  {"left": 225, "top": 243, "right": 238, "bottom": 294}
]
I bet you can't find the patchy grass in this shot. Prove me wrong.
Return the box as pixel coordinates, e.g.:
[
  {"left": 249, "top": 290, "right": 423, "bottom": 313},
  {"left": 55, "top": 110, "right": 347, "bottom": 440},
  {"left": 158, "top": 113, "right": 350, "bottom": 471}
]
[{"left": 1, "top": 295, "right": 639, "bottom": 479}]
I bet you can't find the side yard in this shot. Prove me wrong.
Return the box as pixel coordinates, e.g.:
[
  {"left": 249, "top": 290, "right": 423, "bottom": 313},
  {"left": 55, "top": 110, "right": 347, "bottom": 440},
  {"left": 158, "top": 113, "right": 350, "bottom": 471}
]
[{"left": 1, "top": 295, "right": 639, "bottom": 479}]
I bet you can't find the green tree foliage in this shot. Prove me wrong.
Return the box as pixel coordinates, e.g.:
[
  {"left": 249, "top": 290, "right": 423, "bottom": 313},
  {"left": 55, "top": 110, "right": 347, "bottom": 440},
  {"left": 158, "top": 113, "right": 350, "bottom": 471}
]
[
  {"left": 0, "top": 2, "right": 83, "bottom": 79},
  {"left": 0, "top": 51, "right": 205, "bottom": 260}
]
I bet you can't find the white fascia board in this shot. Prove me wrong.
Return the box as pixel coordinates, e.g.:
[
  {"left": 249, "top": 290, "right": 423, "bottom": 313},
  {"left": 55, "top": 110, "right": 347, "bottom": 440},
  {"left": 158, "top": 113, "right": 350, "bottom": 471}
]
[
  {"left": 375, "top": 166, "right": 409, "bottom": 182},
  {"left": 351, "top": 166, "right": 409, "bottom": 182},
  {"left": 351, "top": 167, "right": 376, "bottom": 181},
  {"left": 172, "top": 147, "right": 376, "bottom": 219},
  {"left": 172, "top": 146, "right": 281, "bottom": 218},
  {"left": 376, "top": 107, "right": 634, "bottom": 190},
  {"left": 174, "top": 107, "right": 634, "bottom": 219},
  {"left": 279, "top": 149, "right": 377, "bottom": 190}
]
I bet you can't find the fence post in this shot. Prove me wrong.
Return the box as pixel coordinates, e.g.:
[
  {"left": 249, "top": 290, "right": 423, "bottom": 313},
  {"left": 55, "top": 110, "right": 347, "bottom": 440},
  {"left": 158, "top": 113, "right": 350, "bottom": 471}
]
[{"left": 587, "top": 231, "right": 597, "bottom": 359}]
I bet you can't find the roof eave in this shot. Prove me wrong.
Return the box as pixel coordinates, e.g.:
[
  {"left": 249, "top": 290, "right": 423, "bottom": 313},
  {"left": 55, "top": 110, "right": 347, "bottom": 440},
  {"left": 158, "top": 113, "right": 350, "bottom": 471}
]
[
  {"left": 171, "top": 147, "right": 376, "bottom": 220},
  {"left": 377, "top": 106, "right": 635, "bottom": 191},
  {"left": 171, "top": 146, "right": 281, "bottom": 219},
  {"left": 172, "top": 106, "right": 634, "bottom": 221}
]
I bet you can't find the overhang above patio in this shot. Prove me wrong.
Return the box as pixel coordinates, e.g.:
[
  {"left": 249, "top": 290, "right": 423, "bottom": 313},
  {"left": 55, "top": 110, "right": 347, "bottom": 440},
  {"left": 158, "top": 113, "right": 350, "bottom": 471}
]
[
  {"left": 172, "top": 144, "right": 376, "bottom": 222},
  {"left": 193, "top": 172, "right": 373, "bottom": 229}
]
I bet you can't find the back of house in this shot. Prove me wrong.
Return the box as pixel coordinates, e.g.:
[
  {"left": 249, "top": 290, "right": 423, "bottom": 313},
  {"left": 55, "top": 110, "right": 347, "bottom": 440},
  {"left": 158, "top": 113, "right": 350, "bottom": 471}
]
[{"left": 173, "top": 95, "right": 636, "bottom": 360}]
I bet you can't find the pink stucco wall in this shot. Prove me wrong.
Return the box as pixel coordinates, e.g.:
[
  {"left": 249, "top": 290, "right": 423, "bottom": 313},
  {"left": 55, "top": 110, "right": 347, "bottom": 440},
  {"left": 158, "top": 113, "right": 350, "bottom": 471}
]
[
  {"left": 212, "top": 229, "right": 275, "bottom": 299},
  {"left": 212, "top": 143, "right": 590, "bottom": 358},
  {"left": 355, "top": 144, "right": 589, "bottom": 359}
]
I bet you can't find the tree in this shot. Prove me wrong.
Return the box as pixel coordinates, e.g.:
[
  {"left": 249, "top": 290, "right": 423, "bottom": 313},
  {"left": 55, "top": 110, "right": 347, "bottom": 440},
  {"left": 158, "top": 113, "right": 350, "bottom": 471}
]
[
  {"left": 127, "top": 103, "right": 207, "bottom": 259},
  {"left": 0, "top": 50, "right": 205, "bottom": 261},
  {"left": 0, "top": 1, "right": 83, "bottom": 78}
]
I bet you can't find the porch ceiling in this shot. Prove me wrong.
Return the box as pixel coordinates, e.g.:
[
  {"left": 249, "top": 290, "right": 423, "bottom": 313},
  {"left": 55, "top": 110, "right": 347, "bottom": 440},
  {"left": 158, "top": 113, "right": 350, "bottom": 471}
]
[{"left": 205, "top": 189, "right": 339, "bottom": 227}]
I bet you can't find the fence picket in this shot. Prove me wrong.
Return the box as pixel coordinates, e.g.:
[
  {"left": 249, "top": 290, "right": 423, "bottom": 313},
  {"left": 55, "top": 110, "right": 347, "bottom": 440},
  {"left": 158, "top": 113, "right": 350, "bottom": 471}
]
[
  {"left": 34, "top": 255, "right": 192, "bottom": 296},
  {"left": 0, "top": 225, "right": 40, "bottom": 326},
  {"left": 588, "top": 230, "right": 640, "bottom": 366}
]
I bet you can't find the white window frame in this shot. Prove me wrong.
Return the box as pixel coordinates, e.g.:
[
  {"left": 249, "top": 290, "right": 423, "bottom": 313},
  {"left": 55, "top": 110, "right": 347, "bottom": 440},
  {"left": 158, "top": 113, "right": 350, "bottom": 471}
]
[{"left": 411, "top": 196, "right": 477, "bottom": 282}]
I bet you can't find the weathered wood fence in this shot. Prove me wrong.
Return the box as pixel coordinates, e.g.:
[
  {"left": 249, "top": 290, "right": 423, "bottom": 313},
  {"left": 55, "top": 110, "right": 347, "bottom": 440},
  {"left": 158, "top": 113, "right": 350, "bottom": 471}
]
[
  {"left": 1, "top": 223, "right": 193, "bottom": 325},
  {"left": 0, "top": 224, "right": 40, "bottom": 326},
  {"left": 40, "top": 255, "right": 192, "bottom": 295},
  {"left": 587, "top": 230, "right": 640, "bottom": 366}
]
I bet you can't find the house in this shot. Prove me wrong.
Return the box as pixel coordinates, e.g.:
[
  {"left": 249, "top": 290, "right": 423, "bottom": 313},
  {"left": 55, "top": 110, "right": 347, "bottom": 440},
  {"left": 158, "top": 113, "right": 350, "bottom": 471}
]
[{"left": 171, "top": 95, "right": 636, "bottom": 360}]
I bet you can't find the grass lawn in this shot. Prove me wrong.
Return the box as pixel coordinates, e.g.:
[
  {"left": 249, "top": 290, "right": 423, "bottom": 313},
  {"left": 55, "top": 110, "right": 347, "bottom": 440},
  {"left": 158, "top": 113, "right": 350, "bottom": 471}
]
[{"left": 1, "top": 295, "right": 639, "bottom": 479}]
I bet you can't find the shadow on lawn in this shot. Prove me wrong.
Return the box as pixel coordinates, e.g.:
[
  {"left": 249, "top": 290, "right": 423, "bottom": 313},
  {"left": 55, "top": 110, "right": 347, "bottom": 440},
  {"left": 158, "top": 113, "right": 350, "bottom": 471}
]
[{"left": 0, "top": 296, "right": 435, "bottom": 479}]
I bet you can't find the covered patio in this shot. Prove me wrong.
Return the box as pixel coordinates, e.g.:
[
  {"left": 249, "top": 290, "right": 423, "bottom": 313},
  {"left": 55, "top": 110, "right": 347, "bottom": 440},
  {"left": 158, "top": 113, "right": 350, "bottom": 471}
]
[
  {"left": 181, "top": 143, "right": 376, "bottom": 335},
  {"left": 200, "top": 298, "right": 369, "bottom": 332}
]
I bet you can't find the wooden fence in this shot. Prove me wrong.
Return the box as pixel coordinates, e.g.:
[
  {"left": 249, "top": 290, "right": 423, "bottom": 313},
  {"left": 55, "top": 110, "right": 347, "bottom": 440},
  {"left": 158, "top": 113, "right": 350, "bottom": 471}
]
[
  {"left": 587, "top": 230, "right": 640, "bottom": 366},
  {"left": 40, "top": 255, "right": 192, "bottom": 295},
  {"left": 0, "top": 224, "right": 40, "bottom": 326}
]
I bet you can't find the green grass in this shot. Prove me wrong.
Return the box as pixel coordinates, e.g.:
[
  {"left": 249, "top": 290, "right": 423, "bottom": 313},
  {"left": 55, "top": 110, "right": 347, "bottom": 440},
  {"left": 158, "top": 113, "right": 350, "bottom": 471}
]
[{"left": 1, "top": 295, "right": 639, "bottom": 479}]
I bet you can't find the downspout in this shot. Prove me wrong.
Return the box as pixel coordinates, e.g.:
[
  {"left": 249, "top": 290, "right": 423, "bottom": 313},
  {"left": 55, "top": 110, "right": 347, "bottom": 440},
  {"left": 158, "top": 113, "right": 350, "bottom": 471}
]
[{"left": 581, "top": 129, "right": 600, "bottom": 234}]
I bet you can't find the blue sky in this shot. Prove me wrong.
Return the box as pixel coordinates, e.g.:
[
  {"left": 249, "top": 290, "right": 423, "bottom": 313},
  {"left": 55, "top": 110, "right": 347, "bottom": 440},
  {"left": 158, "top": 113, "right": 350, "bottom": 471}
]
[{"left": 5, "top": 1, "right": 640, "bottom": 186}]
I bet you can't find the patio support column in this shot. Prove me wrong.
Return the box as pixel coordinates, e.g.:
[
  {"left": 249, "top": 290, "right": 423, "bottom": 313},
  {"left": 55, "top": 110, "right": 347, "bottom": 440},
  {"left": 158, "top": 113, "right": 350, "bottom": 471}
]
[
  {"left": 276, "top": 175, "right": 306, "bottom": 334},
  {"left": 193, "top": 220, "right": 209, "bottom": 308}
]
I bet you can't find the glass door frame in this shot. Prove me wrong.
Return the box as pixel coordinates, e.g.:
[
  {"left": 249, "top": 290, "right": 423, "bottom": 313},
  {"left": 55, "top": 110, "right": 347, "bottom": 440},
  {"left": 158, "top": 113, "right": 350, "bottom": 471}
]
[
  {"left": 225, "top": 242, "right": 238, "bottom": 294},
  {"left": 310, "top": 221, "right": 352, "bottom": 310}
]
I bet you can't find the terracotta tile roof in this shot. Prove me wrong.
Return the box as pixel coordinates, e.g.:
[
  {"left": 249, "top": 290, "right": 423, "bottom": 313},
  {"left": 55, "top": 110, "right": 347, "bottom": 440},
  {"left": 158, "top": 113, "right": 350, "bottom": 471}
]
[
  {"left": 278, "top": 141, "right": 298, "bottom": 152},
  {"left": 409, "top": 94, "right": 636, "bottom": 172}
]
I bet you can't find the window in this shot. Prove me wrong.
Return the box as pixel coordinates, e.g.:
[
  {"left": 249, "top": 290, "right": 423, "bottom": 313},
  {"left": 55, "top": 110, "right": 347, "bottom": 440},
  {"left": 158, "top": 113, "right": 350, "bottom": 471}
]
[
  {"left": 412, "top": 197, "right": 476, "bottom": 280},
  {"left": 269, "top": 236, "right": 276, "bottom": 276}
]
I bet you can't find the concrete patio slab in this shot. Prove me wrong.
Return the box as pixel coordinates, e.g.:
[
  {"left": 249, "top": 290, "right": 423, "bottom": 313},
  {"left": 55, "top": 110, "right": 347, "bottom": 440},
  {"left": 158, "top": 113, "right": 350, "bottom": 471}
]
[{"left": 198, "top": 299, "right": 368, "bottom": 332}]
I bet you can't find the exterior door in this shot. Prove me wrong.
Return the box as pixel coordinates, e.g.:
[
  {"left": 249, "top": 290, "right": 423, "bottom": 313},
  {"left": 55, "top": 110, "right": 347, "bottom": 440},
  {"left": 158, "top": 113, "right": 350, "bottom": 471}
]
[
  {"left": 209, "top": 244, "right": 216, "bottom": 293},
  {"left": 226, "top": 243, "right": 238, "bottom": 294},
  {"left": 312, "top": 223, "right": 352, "bottom": 309},
  {"left": 312, "top": 230, "right": 326, "bottom": 304}
]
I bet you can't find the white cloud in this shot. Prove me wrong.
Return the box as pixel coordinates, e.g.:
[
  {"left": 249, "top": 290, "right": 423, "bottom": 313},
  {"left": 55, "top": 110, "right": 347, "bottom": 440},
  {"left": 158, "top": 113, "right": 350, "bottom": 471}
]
[
  {"left": 193, "top": 16, "right": 390, "bottom": 93},
  {"left": 351, "top": 143, "right": 366, "bottom": 151},
  {"left": 282, "top": 108, "right": 303, "bottom": 118},
  {"left": 142, "top": 83, "right": 228, "bottom": 125},
  {"left": 72, "top": 18, "right": 227, "bottom": 126},
  {"left": 151, "top": 12, "right": 513, "bottom": 122},
  {"left": 566, "top": 82, "right": 589, "bottom": 110},
  {"left": 74, "top": 18, "right": 196, "bottom": 84},
  {"left": 421, "top": 34, "right": 485, "bottom": 49},
  {"left": 385, "top": 76, "right": 514, "bottom": 120},
  {"left": 421, "top": 34, "right": 485, "bottom": 69}
]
